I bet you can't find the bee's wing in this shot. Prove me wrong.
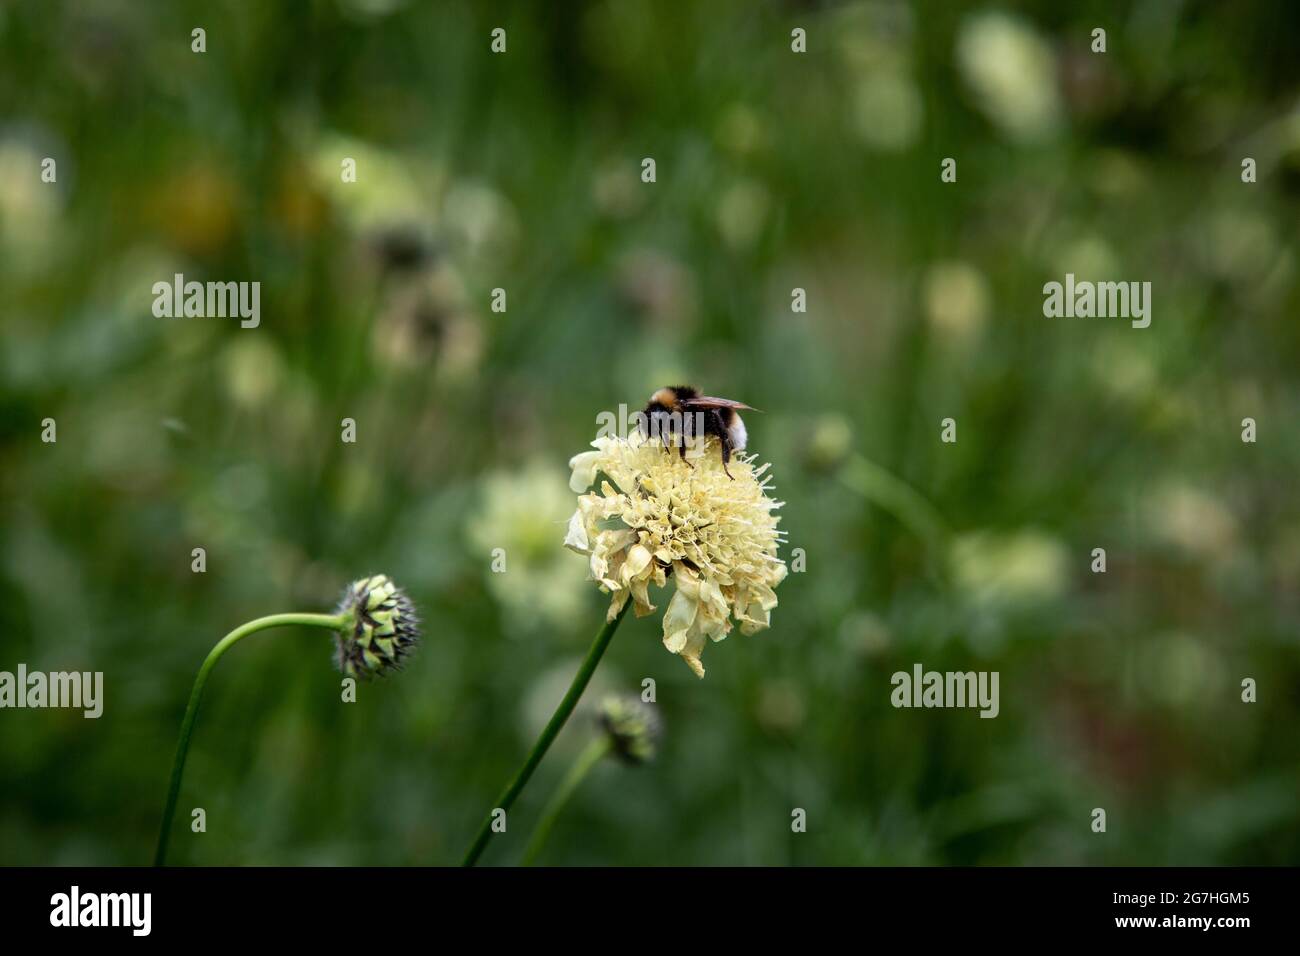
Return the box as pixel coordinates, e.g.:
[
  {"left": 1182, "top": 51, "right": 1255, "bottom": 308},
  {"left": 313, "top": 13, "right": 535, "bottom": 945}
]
[{"left": 680, "top": 395, "right": 760, "bottom": 412}]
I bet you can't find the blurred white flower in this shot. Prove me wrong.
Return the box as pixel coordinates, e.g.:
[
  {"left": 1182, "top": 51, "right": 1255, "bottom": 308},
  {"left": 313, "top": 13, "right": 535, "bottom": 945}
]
[
  {"left": 220, "top": 337, "right": 284, "bottom": 410},
  {"left": 371, "top": 265, "right": 484, "bottom": 382},
  {"left": 950, "top": 529, "right": 1069, "bottom": 610},
  {"left": 442, "top": 179, "right": 519, "bottom": 260},
  {"left": 467, "top": 460, "right": 590, "bottom": 634},
  {"left": 956, "top": 12, "right": 1062, "bottom": 142},
  {"left": 1088, "top": 337, "right": 1158, "bottom": 404},
  {"left": 0, "top": 134, "right": 64, "bottom": 270},
  {"left": 311, "top": 133, "right": 432, "bottom": 232},
  {"left": 715, "top": 179, "right": 770, "bottom": 250},
  {"left": 1051, "top": 236, "right": 1119, "bottom": 281},
  {"left": 851, "top": 72, "right": 924, "bottom": 151},
  {"left": 1148, "top": 484, "right": 1239, "bottom": 560},
  {"left": 923, "top": 260, "right": 990, "bottom": 345}
]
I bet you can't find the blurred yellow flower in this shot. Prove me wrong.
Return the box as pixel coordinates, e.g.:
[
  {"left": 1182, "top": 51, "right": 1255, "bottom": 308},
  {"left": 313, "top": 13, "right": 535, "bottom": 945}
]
[{"left": 564, "top": 433, "right": 787, "bottom": 677}]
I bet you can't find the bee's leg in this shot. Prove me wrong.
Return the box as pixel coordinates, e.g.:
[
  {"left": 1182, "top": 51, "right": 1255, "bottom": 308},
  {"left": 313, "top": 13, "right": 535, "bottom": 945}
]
[
  {"left": 678, "top": 437, "right": 693, "bottom": 467},
  {"left": 721, "top": 435, "right": 735, "bottom": 479}
]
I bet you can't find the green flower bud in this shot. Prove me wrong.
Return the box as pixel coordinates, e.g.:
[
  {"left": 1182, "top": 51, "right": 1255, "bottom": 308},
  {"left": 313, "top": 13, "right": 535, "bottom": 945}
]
[
  {"left": 334, "top": 574, "right": 420, "bottom": 678},
  {"left": 597, "top": 695, "right": 661, "bottom": 765}
]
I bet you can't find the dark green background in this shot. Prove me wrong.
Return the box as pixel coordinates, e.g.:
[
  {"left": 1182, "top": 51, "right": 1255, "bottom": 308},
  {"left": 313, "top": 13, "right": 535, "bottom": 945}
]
[{"left": 2, "top": 0, "right": 1298, "bottom": 865}]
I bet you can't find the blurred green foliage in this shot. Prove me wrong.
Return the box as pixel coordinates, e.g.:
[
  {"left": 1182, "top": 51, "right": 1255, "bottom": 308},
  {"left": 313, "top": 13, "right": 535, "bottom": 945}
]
[{"left": 2, "top": 0, "right": 1299, "bottom": 865}]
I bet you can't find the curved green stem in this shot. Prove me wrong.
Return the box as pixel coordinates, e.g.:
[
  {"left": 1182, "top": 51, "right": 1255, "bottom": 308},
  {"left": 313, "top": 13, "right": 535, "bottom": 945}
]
[
  {"left": 461, "top": 599, "right": 631, "bottom": 867},
  {"left": 153, "top": 612, "right": 346, "bottom": 866},
  {"left": 521, "top": 737, "right": 611, "bottom": 866}
]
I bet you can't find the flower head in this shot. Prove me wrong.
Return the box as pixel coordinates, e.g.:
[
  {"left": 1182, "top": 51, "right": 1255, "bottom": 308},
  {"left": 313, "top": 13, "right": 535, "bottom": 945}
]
[
  {"left": 565, "top": 432, "right": 786, "bottom": 677},
  {"left": 597, "top": 694, "right": 662, "bottom": 765},
  {"left": 334, "top": 574, "right": 420, "bottom": 678}
]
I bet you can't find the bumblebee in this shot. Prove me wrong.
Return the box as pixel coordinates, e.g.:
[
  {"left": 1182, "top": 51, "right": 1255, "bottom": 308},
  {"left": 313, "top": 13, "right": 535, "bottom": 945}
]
[{"left": 639, "top": 385, "right": 756, "bottom": 479}]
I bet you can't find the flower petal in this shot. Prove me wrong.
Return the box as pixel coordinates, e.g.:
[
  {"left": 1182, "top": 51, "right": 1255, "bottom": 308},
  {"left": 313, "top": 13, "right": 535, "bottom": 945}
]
[
  {"left": 562, "top": 508, "right": 590, "bottom": 553},
  {"left": 661, "top": 585, "right": 698, "bottom": 654},
  {"left": 568, "top": 450, "right": 601, "bottom": 492},
  {"left": 680, "top": 625, "right": 708, "bottom": 678}
]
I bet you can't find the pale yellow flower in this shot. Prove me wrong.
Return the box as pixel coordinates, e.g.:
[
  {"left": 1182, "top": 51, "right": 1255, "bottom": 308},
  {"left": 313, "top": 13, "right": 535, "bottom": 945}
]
[{"left": 564, "top": 433, "right": 787, "bottom": 677}]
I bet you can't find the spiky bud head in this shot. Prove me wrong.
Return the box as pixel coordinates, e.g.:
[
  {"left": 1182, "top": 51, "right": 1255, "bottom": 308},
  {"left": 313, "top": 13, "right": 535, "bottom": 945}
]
[
  {"left": 597, "top": 694, "right": 662, "bottom": 765},
  {"left": 334, "top": 574, "right": 420, "bottom": 678}
]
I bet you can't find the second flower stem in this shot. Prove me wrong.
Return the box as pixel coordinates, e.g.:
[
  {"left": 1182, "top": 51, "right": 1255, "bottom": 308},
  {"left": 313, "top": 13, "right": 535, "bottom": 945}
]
[
  {"left": 153, "top": 611, "right": 346, "bottom": 866},
  {"left": 461, "top": 599, "right": 631, "bottom": 867},
  {"left": 520, "top": 736, "right": 611, "bottom": 866}
]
